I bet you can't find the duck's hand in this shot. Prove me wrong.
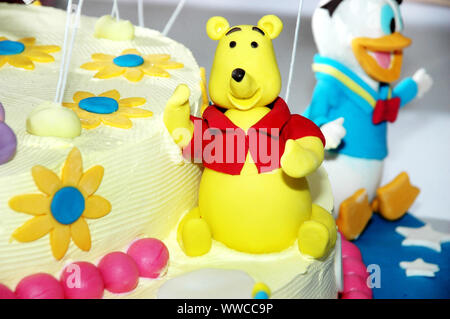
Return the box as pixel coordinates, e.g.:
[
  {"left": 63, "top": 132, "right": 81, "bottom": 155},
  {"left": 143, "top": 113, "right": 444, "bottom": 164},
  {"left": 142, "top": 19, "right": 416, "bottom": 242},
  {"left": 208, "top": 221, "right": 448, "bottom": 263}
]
[
  {"left": 281, "top": 139, "right": 322, "bottom": 178},
  {"left": 413, "top": 68, "right": 433, "bottom": 98},
  {"left": 163, "top": 84, "right": 194, "bottom": 147},
  {"left": 320, "top": 117, "right": 346, "bottom": 150}
]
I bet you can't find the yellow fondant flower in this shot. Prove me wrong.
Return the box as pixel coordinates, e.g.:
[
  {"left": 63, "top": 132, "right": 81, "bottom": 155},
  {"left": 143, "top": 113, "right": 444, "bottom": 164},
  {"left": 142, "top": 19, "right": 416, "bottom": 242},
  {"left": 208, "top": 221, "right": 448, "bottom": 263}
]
[
  {"left": 62, "top": 89, "right": 153, "bottom": 129},
  {"left": 9, "top": 148, "right": 111, "bottom": 260},
  {"left": 0, "top": 36, "right": 60, "bottom": 70},
  {"left": 80, "top": 48, "right": 184, "bottom": 82}
]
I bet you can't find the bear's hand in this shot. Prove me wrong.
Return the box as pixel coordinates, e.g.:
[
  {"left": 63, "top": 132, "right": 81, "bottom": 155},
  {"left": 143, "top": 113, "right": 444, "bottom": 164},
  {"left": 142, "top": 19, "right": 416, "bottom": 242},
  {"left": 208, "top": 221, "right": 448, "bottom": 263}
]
[
  {"left": 163, "top": 84, "right": 194, "bottom": 147},
  {"left": 320, "top": 117, "right": 346, "bottom": 150},
  {"left": 281, "top": 139, "right": 322, "bottom": 178},
  {"left": 413, "top": 68, "right": 433, "bottom": 98}
]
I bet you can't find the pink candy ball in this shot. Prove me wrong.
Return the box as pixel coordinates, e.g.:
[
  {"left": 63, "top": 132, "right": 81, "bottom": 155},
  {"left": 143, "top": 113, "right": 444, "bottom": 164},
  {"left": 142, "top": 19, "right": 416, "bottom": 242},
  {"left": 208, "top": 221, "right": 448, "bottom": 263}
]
[
  {"left": 98, "top": 252, "right": 140, "bottom": 293},
  {"left": 341, "top": 291, "right": 371, "bottom": 299},
  {"left": 15, "top": 273, "right": 64, "bottom": 299},
  {"left": 343, "top": 256, "right": 369, "bottom": 279},
  {"left": 341, "top": 239, "right": 362, "bottom": 260},
  {"left": 343, "top": 274, "right": 373, "bottom": 298},
  {"left": 127, "top": 238, "right": 169, "bottom": 278},
  {"left": 0, "top": 284, "right": 16, "bottom": 299},
  {"left": 60, "top": 262, "right": 104, "bottom": 299}
]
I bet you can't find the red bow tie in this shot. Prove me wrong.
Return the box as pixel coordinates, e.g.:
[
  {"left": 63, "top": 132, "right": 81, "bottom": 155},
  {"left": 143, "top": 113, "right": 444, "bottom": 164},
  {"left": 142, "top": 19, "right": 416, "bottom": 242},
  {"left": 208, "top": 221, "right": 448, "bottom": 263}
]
[{"left": 372, "top": 97, "right": 401, "bottom": 125}]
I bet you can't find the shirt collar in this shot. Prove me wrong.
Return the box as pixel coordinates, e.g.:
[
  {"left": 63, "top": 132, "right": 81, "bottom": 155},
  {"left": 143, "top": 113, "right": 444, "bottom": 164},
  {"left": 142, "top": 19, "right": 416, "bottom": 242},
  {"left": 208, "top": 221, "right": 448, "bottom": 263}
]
[
  {"left": 313, "top": 54, "right": 379, "bottom": 100},
  {"left": 203, "top": 97, "right": 292, "bottom": 133}
]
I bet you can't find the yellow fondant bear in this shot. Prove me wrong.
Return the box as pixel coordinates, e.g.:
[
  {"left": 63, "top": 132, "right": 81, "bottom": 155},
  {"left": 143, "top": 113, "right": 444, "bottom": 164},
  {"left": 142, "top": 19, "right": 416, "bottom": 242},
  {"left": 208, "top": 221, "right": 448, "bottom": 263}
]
[{"left": 164, "top": 15, "right": 336, "bottom": 259}]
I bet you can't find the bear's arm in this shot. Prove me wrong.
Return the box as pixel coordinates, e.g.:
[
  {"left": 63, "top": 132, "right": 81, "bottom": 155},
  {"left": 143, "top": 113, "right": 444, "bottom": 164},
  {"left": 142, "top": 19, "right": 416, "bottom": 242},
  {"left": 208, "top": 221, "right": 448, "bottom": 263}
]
[{"left": 282, "top": 114, "right": 326, "bottom": 147}]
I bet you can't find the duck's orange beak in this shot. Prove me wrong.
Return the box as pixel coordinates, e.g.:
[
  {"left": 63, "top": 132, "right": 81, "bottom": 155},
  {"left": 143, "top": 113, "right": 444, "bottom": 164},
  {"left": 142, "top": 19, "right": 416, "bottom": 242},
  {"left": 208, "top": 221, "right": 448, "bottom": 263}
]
[{"left": 352, "top": 32, "right": 412, "bottom": 83}]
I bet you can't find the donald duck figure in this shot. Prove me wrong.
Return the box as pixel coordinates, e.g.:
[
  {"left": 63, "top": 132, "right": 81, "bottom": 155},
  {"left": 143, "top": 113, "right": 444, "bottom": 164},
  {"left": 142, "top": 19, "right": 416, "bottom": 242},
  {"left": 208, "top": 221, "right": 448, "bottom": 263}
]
[{"left": 305, "top": 0, "right": 433, "bottom": 239}]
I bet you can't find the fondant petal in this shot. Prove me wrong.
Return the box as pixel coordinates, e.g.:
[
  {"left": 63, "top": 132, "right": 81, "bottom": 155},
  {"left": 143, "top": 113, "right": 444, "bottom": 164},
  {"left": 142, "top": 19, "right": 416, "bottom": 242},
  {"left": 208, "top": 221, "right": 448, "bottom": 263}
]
[
  {"left": 8, "top": 55, "right": 34, "bottom": 70},
  {"left": 118, "top": 97, "right": 146, "bottom": 108},
  {"left": 99, "top": 89, "right": 120, "bottom": 100},
  {"left": 78, "top": 166, "right": 104, "bottom": 197},
  {"left": 62, "top": 102, "right": 78, "bottom": 109},
  {"left": 23, "top": 50, "right": 54, "bottom": 63},
  {"left": 17, "top": 37, "right": 36, "bottom": 46},
  {"left": 32, "top": 45, "right": 60, "bottom": 53},
  {"left": 142, "top": 65, "right": 169, "bottom": 77},
  {"left": 71, "top": 218, "right": 91, "bottom": 251},
  {"left": 0, "top": 56, "right": 7, "bottom": 68},
  {"left": 74, "top": 109, "right": 102, "bottom": 129},
  {"left": 80, "top": 118, "right": 102, "bottom": 129},
  {"left": 9, "top": 194, "right": 51, "bottom": 215},
  {"left": 101, "top": 114, "right": 133, "bottom": 129},
  {"left": 124, "top": 68, "right": 144, "bottom": 82},
  {"left": 62, "top": 148, "right": 83, "bottom": 187},
  {"left": 12, "top": 215, "right": 53, "bottom": 243},
  {"left": 117, "top": 107, "right": 153, "bottom": 118},
  {"left": 144, "top": 54, "right": 171, "bottom": 63},
  {"left": 121, "top": 48, "right": 141, "bottom": 55},
  {"left": 156, "top": 60, "right": 184, "bottom": 69},
  {"left": 91, "top": 53, "right": 114, "bottom": 61},
  {"left": 94, "top": 65, "right": 125, "bottom": 79},
  {"left": 31, "top": 165, "right": 62, "bottom": 195},
  {"left": 74, "top": 108, "right": 99, "bottom": 121},
  {"left": 83, "top": 195, "right": 111, "bottom": 219},
  {"left": 50, "top": 225, "right": 70, "bottom": 260},
  {"left": 73, "top": 91, "right": 95, "bottom": 103},
  {"left": 80, "top": 61, "right": 109, "bottom": 71}
]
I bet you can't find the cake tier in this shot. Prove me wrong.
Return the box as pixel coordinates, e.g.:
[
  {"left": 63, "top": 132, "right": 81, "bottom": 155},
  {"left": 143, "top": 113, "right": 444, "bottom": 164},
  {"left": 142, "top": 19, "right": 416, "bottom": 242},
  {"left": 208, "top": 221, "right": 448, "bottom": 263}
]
[
  {"left": 0, "top": 3, "right": 203, "bottom": 288},
  {"left": 0, "top": 4, "right": 338, "bottom": 299}
]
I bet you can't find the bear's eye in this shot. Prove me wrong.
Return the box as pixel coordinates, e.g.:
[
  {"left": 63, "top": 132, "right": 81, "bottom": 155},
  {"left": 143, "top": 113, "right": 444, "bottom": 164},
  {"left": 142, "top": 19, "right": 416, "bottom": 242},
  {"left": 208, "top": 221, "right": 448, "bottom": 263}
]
[
  {"left": 229, "top": 41, "right": 236, "bottom": 48},
  {"left": 251, "top": 41, "right": 258, "bottom": 48}
]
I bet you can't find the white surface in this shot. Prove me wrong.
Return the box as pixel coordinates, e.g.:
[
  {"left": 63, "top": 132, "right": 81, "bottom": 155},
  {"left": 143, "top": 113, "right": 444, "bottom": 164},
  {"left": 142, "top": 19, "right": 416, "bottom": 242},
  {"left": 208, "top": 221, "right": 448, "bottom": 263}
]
[{"left": 55, "top": 0, "right": 450, "bottom": 220}]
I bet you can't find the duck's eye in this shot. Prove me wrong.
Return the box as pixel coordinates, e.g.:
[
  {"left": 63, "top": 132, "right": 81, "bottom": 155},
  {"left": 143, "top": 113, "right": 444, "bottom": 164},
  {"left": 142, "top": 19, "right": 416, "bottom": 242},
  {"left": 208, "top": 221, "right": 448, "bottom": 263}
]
[
  {"left": 380, "top": 4, "right": 402, "bottom": 34},
  {"left": 251, "top": 41, "right": 258, "bottom": 48},
  {"left": 229, "top": 41, "right": 236, "bottom": 48}
]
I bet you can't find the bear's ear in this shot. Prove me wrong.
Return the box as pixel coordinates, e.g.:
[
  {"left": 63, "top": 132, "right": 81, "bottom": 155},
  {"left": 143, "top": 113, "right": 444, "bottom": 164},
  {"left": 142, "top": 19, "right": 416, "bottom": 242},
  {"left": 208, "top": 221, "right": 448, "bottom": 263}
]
[
  {"left": 206, "top": 16, "right": 230, "bottom": 40},
  {"left": 257, "top": 15, "right": 283, "bottom": 40}
]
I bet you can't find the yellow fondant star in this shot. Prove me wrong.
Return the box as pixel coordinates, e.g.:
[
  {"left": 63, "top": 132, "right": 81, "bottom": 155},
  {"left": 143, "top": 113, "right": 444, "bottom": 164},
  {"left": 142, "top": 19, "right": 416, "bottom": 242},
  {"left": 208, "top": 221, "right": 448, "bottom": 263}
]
[
  {"left": 80, "top": 49, "right": 184, "bottom": 82},
  {"left": 62, "top": 89, "right": 153, "bottom": 129},
  {"left": 0, "top": 37, "right": 60, "bottom": 70},
  {"left": 9, "top": 148, "right": 111, "bottom": 260}
]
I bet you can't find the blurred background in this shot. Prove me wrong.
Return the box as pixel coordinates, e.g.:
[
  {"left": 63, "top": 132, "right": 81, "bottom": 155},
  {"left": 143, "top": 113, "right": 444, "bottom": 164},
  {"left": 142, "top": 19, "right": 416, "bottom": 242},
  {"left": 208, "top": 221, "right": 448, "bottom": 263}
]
[{"left": 2, "top": 0, "right": 450, "bottom": 224}]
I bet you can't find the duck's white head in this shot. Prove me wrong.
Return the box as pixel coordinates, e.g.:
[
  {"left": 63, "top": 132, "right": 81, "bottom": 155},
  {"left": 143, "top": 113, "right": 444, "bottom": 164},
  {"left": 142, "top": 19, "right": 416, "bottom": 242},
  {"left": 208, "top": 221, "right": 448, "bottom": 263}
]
[{"left": 312, "top": 0, "right": 411, "bottom": 84}]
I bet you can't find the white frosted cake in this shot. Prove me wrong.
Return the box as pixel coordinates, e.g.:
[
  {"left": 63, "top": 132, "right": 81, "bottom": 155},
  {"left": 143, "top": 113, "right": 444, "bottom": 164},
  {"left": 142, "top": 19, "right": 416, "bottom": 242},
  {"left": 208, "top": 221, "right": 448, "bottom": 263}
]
[{"left": 0, "top": 3, "right": 338, "bottom": 299}]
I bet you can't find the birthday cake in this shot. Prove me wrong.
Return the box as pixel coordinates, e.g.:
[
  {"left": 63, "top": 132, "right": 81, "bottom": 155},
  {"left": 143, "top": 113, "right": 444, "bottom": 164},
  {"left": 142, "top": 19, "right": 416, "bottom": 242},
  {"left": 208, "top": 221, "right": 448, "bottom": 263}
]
[{"left": 0, "top": 3, "right": 340, "bottom": 299}]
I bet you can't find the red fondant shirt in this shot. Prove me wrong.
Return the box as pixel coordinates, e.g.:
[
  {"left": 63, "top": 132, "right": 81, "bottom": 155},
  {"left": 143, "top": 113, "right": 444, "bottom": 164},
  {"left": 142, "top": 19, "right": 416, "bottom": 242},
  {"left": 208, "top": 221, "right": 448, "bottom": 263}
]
[{"left": 183, "top": 97, "right": 325, "bottom": 175}]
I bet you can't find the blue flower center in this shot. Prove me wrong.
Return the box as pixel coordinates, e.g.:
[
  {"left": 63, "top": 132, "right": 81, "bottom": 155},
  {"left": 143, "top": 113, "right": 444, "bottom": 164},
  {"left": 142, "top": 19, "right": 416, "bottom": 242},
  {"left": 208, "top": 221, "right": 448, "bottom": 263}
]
[
  {"left": 79, "top": 96, "right": 119, "bottom": 114},
  {"left": 254, "top": 291, "right": 269, "bottom": 299},
  {"left": 113, "top": 54, "right": 144, "bottom": 68},
  {"left": 51, "top": 187, "right": 85, "bottom": 225},
  {"left": 0, "top": 40, "right": 25, "bottom": 56}
]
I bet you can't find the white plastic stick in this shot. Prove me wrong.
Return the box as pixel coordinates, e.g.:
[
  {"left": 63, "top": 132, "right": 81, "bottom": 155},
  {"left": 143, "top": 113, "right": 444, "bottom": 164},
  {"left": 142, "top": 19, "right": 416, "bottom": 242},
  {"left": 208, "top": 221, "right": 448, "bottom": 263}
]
[
  {"left": 162, "top": 0, "right": 186, "bottom": 36},
  {"left": 111, "top": 0, "right": 120, "bottom": 21},
  {"left": 138, "top": 0, "right": 144, "bottom": 27},
  {"left": 58, "top": 0, "right": 83, "bottom": 104},
  {"left": 54, "top": 0, "right": 73, "bottom": 103},
  {"left": 285, "top": 0, "right": 304, "bottom": 105}
]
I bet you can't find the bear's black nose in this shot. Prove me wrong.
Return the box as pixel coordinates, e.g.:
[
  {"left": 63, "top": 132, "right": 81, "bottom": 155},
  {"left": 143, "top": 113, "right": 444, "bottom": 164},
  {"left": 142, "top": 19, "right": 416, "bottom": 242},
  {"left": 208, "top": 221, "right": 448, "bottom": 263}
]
[{"left": 231, "top": 68, "right": 246, "bottom": 83}]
